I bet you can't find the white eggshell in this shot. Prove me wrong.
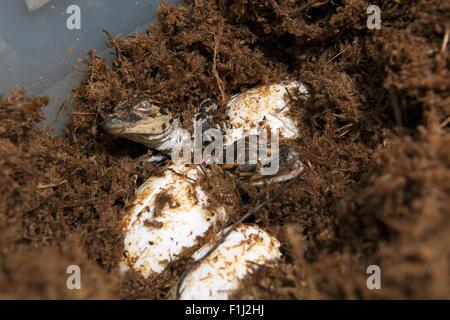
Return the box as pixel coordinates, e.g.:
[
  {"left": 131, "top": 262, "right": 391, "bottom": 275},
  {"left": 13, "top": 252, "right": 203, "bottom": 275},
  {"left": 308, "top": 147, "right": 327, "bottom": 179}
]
[
  {"left": 225, "top": 81, "right": 309, "bottom": 145},
  {"left": 178, "top": 224, "right": 282, "bottom": 300},
  {"left": 120, "top": 164, "right": 230, "bottom": 278}
]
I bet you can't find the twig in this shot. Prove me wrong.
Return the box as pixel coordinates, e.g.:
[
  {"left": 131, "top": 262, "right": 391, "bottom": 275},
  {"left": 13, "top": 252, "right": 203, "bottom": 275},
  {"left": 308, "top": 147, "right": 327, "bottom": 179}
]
[
  {"left": 336, "top": 123, "right": 354, "bottom": 138},
  {"left": 295, "top": 0, "right": 328, "bottom": 15},
  {"left": 37, "top": 180, "right": 68, "bottom": 189},
  {"left": 167, "top": 167, "right": 197, "bottom": 183},
  {"left": 441, "top": 23, "right": 449, "bottom": 54},
  {"left": 103, "top": 30, "right": 122, "bottom": 59},
  {"left": 103, "top": 30, "right": 138, "bottom": 90},
  {"left": 212, "top": 21, "right": 226, "bottom": 104},
  {"left": 389, "top": 90, "right": 403, "bottom": 128},
  {"left": 327, "top": 45, "right": 351, "bottom": 65},
  {"left": 175, "top": 170, "right": 304, "bottom": 298},
  {"left": 51, "top": 97, "right": 67, "bottom": 125},
  {"left": 440, "top": 116, "right": 450, "bottom": 129},
  {"left": 280, "top": 87, "right": 296, "bottom": 112}
]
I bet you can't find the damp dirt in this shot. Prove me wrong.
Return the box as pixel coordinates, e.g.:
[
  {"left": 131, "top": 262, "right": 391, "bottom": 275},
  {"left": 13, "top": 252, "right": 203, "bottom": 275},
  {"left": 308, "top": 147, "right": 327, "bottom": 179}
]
[{"left": 1, "top": 0, "right": 449, "bottom": 299}]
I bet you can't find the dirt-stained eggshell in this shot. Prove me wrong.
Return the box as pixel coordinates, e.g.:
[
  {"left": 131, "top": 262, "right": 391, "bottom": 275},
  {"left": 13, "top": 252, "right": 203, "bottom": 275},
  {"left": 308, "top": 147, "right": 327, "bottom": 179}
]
[
  {"left": 120, "top": 164, "right": 234, "bottom": 278},
  {"left": 225, "top": 81, "right": 309, "bottom": 145},
  {"left": 178, "top": 224, "right": 282, "bottom": 300}
]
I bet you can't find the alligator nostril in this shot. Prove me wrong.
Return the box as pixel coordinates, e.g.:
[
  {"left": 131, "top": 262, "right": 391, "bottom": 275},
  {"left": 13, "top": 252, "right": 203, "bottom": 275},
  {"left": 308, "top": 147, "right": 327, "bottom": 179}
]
[{"left": 102, "top": 117, "right": 122, "bottom": 130}]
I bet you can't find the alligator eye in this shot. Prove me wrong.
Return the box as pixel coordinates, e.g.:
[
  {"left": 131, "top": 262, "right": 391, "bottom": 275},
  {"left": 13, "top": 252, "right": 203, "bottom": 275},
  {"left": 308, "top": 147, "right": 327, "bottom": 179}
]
[{"left": 136, "top": 100, "right": 151, "bottom": 111}]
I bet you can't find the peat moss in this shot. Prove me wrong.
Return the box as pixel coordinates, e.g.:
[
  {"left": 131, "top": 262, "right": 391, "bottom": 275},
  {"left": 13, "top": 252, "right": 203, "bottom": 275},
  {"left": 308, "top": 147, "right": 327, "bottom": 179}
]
[{"left": 1, "top": 0, "right": 449, "bottom": 299}]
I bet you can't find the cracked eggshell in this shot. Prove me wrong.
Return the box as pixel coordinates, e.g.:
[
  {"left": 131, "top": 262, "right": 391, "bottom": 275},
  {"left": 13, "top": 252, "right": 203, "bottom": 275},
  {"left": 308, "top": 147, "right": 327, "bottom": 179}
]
[
  {"left": 178, "top": 224, "right": 282, "bottom": 300},
  {"left": 225, "top": 81, "right": 309, "bottom": 145},
  {"left": 120, "top": 164, "right": 233, "bottom": 278}
]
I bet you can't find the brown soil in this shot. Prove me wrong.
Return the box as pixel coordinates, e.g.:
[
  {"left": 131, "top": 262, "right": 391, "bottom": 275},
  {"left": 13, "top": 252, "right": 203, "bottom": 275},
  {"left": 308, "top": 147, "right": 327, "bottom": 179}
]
[{"left": 1, "top": 0, "right": 449, "bottom": 299}]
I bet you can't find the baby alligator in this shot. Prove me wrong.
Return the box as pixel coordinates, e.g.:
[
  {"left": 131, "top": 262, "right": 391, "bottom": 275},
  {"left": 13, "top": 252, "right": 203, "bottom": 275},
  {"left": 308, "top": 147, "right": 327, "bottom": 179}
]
[{"left": 102, "top": 83, "right": 305, "bottom": 185}]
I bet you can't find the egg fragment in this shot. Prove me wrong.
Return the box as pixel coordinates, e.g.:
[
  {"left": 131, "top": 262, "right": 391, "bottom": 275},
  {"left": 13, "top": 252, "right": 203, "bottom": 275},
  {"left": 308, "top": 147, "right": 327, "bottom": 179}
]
[
  {"left": 225, "top": 81, "right": 309, "bottom": 145},
  {"left": 178, "top": 224, "right": 282, "bottom": 300},
  {"left": 120, "top": 164, "right": 237, "bottom": 278}
]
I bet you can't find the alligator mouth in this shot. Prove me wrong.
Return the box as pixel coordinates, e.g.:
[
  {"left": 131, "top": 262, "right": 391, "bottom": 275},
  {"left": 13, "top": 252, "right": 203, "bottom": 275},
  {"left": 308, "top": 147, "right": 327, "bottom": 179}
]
[
  {"left": 278, "top": 159, "right": 304, "bottom": 181},
  {"left": 250, "top": 159, "right": 304, "bottom": 186}
]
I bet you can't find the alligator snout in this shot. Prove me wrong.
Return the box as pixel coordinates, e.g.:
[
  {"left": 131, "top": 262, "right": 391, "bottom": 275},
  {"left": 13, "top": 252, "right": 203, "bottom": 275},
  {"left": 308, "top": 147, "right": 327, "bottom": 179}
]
[{"left": 102, "top": 116, "right": 124, "bottom": 132}]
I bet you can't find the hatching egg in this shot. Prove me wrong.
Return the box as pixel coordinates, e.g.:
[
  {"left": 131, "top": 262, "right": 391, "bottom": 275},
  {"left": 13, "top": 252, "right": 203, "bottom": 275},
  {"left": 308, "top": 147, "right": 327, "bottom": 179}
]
[
  {"left": 120, "top": 164, "right": 237, "bottom": 278},
  {"left": 225, "top": 81, "right": 309, "bottom": 145},
  {"left": 178, "top": 224, "right": 282, "bottom": 300}
]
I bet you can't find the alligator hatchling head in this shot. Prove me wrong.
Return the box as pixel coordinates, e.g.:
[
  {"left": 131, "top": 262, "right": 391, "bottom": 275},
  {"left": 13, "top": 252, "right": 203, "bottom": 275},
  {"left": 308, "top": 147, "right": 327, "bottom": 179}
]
[
  {"left": 102, "top": 99, "right": 175, "bottom": 148},
  {"left": 247, "top": 144, "right": 304, "bottom": 186}
]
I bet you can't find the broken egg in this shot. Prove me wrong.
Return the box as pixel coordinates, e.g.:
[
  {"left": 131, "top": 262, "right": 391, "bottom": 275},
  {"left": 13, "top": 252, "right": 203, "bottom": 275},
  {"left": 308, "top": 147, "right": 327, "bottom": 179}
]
[
  {"left": 120, "top": 164, "right": 237, "bottom": 278},
  {"left": 178, "top": 224, "right": 282, "bottom": 300},
  {"left": 225, "top": 81, "right": 309, "bottom": 145}
]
